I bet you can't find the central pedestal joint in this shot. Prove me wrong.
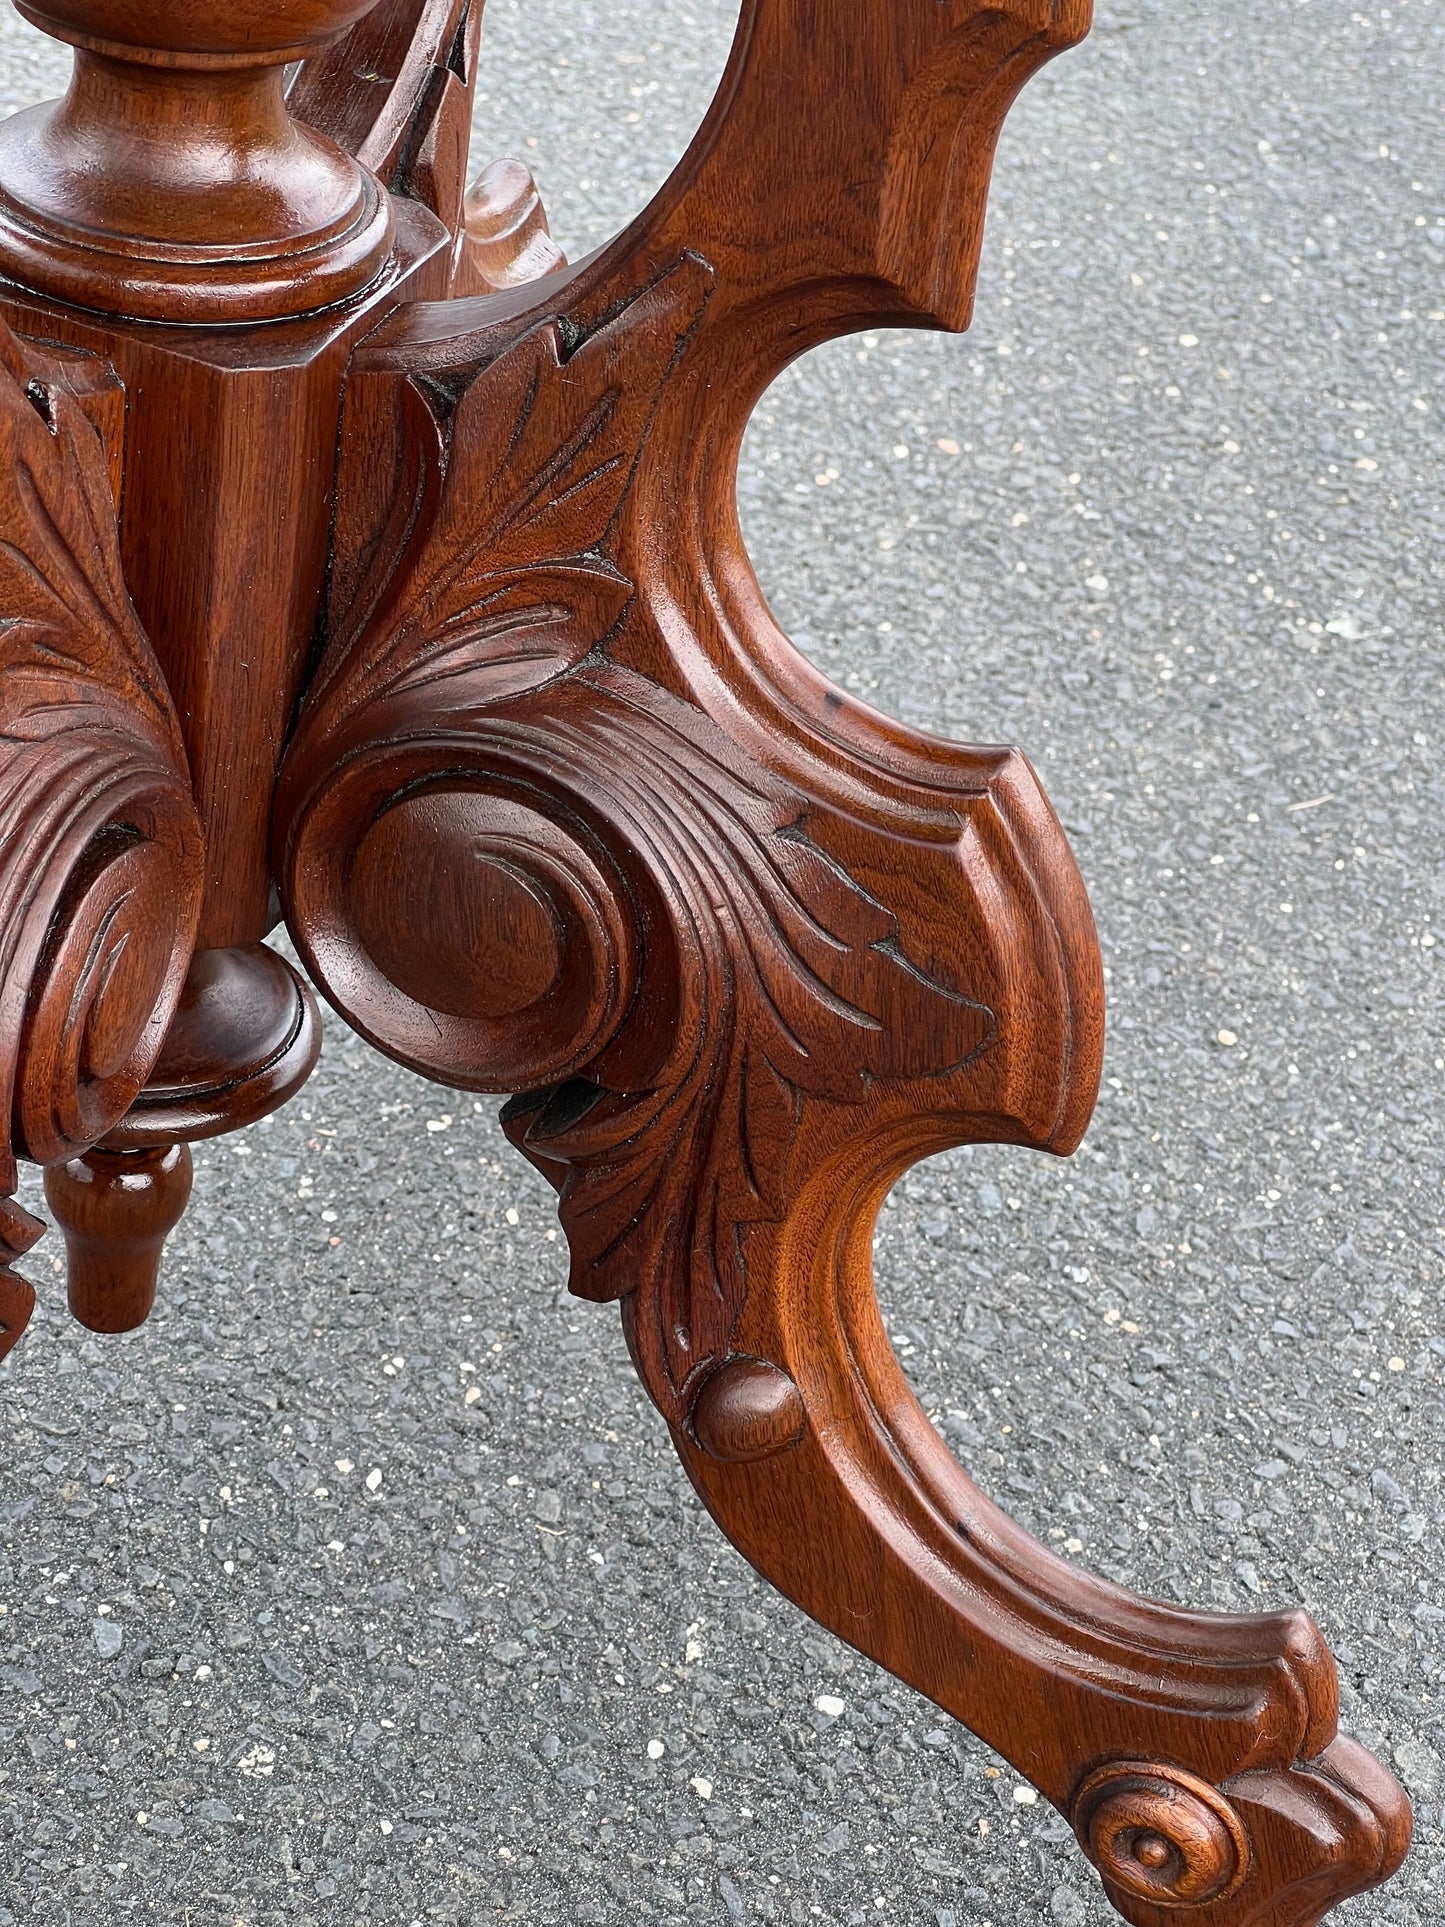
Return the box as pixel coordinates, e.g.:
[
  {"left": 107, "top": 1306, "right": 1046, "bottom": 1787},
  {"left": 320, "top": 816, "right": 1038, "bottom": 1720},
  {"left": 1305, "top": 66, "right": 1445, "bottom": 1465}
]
[{"left": 0, "top": 0, "right": 395, "bottom": 321}]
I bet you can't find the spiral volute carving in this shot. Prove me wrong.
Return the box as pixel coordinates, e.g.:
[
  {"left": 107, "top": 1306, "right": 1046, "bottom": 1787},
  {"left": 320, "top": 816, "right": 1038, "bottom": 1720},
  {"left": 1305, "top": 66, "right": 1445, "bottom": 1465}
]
[
  {"left": 7, "top": 757, "right": 202, "bottom": 1168},
  {"left": 1073, "top": 1762, "right": 1250, "bottom": 1908},
  {"left": 279, "top": 746, "right": 641, "bottom": 1093}
]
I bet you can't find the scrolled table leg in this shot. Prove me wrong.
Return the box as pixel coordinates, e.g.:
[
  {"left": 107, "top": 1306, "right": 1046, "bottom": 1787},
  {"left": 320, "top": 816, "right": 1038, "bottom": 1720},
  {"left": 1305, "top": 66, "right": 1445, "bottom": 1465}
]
[{"left": 273, "top": 2, "right": 1413, "bottom": 1918}]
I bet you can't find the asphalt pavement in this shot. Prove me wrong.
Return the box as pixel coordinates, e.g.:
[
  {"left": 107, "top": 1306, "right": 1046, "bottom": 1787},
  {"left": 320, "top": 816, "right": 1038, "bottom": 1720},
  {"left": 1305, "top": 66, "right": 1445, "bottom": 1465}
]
[{"left": 0, "top": 2, "right": 1441, "bottom": 1923}]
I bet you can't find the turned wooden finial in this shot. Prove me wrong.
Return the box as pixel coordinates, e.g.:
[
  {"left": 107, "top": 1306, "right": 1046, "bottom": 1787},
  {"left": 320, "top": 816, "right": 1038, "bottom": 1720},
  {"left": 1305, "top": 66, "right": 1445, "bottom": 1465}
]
[
  {"left": 45, "top": 1143, "right": 193, "bottom": 1334},
  {"left": 0, "top": 1, "right": 396, "bottom": 321}
]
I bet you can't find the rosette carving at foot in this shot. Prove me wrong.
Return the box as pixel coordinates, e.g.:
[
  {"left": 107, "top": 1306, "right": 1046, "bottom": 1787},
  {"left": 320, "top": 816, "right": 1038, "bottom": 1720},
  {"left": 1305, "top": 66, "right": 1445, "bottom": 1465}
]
[
  {"left": 272, "top": 1, "right": 1411, "bottom": 1919},
  {"left": 0, "top": 319, "right": 203, "bottom": 1355}
]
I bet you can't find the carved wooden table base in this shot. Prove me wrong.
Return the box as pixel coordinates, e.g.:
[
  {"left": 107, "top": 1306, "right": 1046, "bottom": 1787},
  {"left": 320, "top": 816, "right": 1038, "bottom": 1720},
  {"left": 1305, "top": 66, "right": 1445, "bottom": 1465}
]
[{"left": 0, "top": 3, "right": 1413, "bottom": 1919}]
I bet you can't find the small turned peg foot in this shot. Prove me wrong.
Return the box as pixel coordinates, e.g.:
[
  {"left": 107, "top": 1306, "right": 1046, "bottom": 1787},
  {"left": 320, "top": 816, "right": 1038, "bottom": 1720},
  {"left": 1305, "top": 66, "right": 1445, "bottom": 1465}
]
[{"left": 45, "top": 1143, "right": 193, "bottom": 1335}]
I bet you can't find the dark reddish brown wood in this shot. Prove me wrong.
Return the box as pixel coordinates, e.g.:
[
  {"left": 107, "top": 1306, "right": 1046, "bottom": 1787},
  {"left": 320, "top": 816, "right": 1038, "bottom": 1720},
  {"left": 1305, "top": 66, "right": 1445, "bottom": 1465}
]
[
  {"left": 0, "top": 1196, "right": 44, "bottom": 1365},
  {"left": 290, "top": 0, "right": 479, "bottom": 226},
  {"left": 349, "top": 793, "right": 574, "bottom": 1022},
  {"left": 272, "top": 5, "right": 1412, "bottom": 1919},
  {"left": 0, "top": 3, "right": 1414, "bottom": 1922},
  {"left": 0, "top": 1, "right": 395, "bottom": 322},
  {"left": 0, "top": 0, "right": 452, "bottom": 1326},
  {"left": 453, "top": 158, "right": 565, "bottom": 296},
  {"left": 0, "top": 204, "right": 451, "bottom": 948},
  {"left": 105, "top": 945, "right": 322, "bottom": 1148},
  {"left": 291, "top": 1, "right": 564, "bottom": 294},
  {"left": 0, "top": 316, "right": 202, "bottom": 1356},
  {"left": 45, "top": 1141, "right": 192, "bottom": 1332}
]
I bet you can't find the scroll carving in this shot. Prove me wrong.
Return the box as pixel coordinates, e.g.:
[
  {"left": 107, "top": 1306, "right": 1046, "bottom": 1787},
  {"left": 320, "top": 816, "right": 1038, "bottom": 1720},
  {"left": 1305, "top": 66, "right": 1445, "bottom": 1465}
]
[
  {"left": 1073, "top": 1763, "right": 1254, "bottom": 1910},
  {"left": 271, "top": 1, "right": 1411, "bottom": 1921},
  {"left": 277, "top": 251, "right": 1079, "bottom": 1423},
  {"left": 0, "top": 319, "right": 202, "bottom": 1357}
]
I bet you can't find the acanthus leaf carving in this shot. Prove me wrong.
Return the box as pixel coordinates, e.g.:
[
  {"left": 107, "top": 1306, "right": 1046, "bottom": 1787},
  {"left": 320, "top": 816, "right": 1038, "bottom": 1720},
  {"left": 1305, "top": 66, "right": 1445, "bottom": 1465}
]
[
  {"left": 497, "top": 662, "right": 998, "bottom": 1409},
  {"left": 0, "top": 328, "right": 181, "bottom": 770},
  {"left": 303, "top": 252, "right": 715, "bottom": 742},
  {"left": 0, "top": 0, "right": 1417, "bottom": 1917},
  {"left": 279, "top": 253, "right": 1077, "bottom": 1427},
  {"left": 0, "top": 317, "right": 202, "bottom": 1345},
  {"left": 273, "top": 3, "right": 1412, "bottom": 1918}
]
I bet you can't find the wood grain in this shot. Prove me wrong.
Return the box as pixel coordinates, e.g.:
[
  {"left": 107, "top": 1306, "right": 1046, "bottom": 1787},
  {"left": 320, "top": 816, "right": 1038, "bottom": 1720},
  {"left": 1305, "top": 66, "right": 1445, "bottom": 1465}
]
[
  {"left": 273, "top": 4, "right": 1412, "bottom": 1919},
  {"left": 0, "top": 2, "right": 1414, "bottom": 1920},
  {"left": 0, "top": 316, "right": 201, "bottom": 1355},
  {"left": 45, "top": 1141, "right": 193, "bottom": 1333},
  {"left": 0, "top": 0, "right": 451, "bottom": 1328},
  {"left": 0, "top": 1, "right": 395, "bottom": 321}
]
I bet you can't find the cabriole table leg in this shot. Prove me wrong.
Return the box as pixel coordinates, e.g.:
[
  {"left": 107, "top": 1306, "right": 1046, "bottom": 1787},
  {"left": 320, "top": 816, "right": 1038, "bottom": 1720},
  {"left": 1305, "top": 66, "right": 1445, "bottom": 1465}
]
[{"left": 267, "top": 4, "right": 1412, "bottom": 1920}]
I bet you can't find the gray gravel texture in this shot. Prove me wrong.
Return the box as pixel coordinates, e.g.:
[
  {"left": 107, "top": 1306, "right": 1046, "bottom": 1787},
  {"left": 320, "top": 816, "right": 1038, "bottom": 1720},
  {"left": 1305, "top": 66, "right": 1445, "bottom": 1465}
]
[{"left": 1, "top": 1, "right": 1443, "bottom": 1923}]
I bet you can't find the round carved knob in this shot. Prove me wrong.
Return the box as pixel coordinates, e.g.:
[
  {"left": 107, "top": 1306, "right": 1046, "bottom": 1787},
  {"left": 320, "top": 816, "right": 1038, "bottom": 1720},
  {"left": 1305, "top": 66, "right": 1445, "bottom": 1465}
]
[
  {"left": 1073, "top": 1762, "right": 1250, "bottom": 1908},
  {"left": 691, "top": 1358, "right": 806, "bottom": 1463}
]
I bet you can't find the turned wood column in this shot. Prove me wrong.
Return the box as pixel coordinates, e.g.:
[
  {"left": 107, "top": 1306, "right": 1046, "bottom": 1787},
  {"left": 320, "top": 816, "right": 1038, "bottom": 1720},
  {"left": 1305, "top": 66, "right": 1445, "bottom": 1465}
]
[{"left": 0, "top": 1, "right": 394, "bottom": 321}]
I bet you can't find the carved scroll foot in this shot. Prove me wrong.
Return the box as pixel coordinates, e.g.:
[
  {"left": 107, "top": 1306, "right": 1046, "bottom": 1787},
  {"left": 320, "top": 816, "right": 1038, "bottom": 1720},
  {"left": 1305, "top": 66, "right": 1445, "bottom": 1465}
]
[
  {"left": 45, "top": 1143, "right": 193, "bottom": 1335},
  {"left": 661, "top": 1244, "right": 1413, "bottom": 1927}
]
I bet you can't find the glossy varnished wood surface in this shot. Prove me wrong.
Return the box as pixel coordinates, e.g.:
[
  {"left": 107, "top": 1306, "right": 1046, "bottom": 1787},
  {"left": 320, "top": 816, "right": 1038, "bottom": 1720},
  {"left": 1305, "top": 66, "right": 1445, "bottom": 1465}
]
[
  {"left": 0, "top": 1, "right": 395, "bottom": 321},
  {"left": 45, "top": 1140, "right": 192, "bottom": 1333},
  {"left": 0, "top": 3, "right": 1415, "bottom": 1920}
]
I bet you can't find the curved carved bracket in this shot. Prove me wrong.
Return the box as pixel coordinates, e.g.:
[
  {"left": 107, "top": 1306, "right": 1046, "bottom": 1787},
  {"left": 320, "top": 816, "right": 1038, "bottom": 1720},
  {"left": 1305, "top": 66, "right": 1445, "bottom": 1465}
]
[
  {"left": 0, "top": 319, "right": 203, "bottom": 1359},
  {"left": 291, "top": 0, "right": 482, "bottom": 232},
  {"left": 292, "top": 0, "right": 565, "bottom": 296},
  {"left": 273, "top": 2, "right": 1411, "bottom": 1919}
]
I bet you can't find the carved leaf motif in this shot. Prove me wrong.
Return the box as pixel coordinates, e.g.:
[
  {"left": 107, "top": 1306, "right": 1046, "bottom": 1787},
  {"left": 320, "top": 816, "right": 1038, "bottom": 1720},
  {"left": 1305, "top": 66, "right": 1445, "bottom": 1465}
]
[
  {"left": 502, "top": 665, "right": 996, "bottom": 1412},
  {"left": 0, "top": 321, "right": 201, "bottom": 1314},
  {"left": 311, "top": 254, "right": 715, "bottom": 738},
  {"left": 287, "top": 5, "right": 1416, "bottom": 1908},
  {"left": 0, "top": 327, "right": 181, "bottom": 765},
  {"left": 288, "top": 254, "right": 998, "bottom": 1421},
  {"left": 0, "top": 1193, "right": 41, "bottom": 1364}
]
